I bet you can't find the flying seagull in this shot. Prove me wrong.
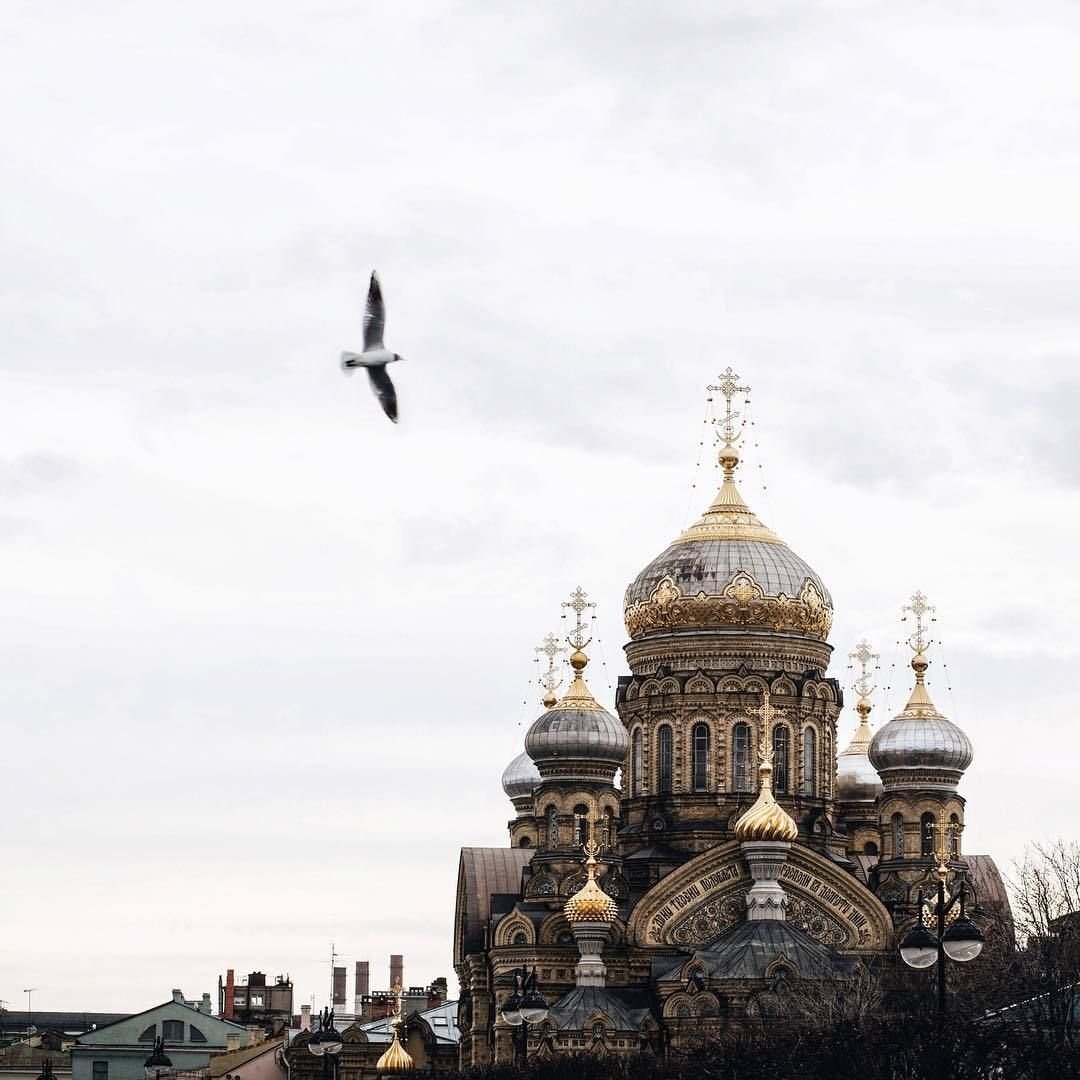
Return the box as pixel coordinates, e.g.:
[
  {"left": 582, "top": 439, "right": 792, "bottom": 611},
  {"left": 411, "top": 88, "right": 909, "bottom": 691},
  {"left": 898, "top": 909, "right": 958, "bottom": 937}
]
[{"left": 340, "top": 271, "right": 404, "bottom": 423}]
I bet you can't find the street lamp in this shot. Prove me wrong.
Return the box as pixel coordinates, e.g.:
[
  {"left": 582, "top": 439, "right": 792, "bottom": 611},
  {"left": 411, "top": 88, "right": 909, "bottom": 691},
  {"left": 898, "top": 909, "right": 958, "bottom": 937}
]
[
  {"left": 37, "top": 1060, "right": 55, "bottom": 1080},
  {"left": 308, "top": 1009, "right": 342, "bottom": 1080},
  {"left": 24, "top": 990, "right": 37, "bottom": 1040},
  {"left": 899, "top": 875, "right": 984, "bottom": 1016},
  {"left": 144, "top": 1036, "right": 173, "bottom": 1080},
  {"left": 499, "top": 966, "right": 549, "bottom": 1064}
]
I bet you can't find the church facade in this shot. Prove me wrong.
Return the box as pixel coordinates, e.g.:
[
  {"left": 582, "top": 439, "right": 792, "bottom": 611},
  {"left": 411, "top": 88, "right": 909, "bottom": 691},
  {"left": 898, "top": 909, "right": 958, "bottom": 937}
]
[{"left": 453, "top": 370, "right": 1009, "bottom": 1065}]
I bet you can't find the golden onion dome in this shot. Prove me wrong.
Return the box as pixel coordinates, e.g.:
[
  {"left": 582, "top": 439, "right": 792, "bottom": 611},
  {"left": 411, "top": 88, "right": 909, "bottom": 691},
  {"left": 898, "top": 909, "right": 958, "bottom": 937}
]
[
  {"left": 733, "top": 748, "right": 798, "bottom": 843},
  {"left": 376, "top": 1024, "right": 414, "bottom": 1074},
  {"left": 564, "top": 854, "right": 618, "bottom": 924},
  {"left": 623, "top": 441, "right": 832, "bottom": 642}
]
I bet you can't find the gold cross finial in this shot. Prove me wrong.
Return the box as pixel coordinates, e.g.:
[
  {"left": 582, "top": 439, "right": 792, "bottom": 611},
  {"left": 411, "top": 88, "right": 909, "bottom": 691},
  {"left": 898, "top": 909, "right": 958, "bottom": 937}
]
[
  {"left": 756, "top": 689, "right": 776, "bottom": 728},
  {"left": 902, "top": 590, "right": 936, "bottom": 654},
  {"left": 535, "top": 632, "right": 566, "bottom": 702},
  {"left": 562, "top": 586, "right": 596, "bottom": 651},
  {"left": 848, "top": 639, "right": 879, "bottom": 701},
  {"left": 706, "top": 366, "right": 751, "bottom": 446},
  {"left": 581, "top": 809, "right": 603, "bottom": 859},
  {"left": 927, "top": 815, "right": 961, "bottom": 877},
  {"left": 389, "top": 982, "right": 403, "bottom": 1020}
]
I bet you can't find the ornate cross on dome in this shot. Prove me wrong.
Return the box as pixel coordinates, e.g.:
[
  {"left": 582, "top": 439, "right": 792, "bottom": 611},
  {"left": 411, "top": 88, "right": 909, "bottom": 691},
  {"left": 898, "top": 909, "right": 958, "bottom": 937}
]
[
  {"left": 581, "top": 810, "right": 603, "bottom": 859},
  {"left": 535, "top": 632, "right": 566, "bottom": 700},
  {"left": 902, "top": 590, "right": 936, "bottom": 654},
  {"left": 707, "top": 366, "right": 751, "bottom": 446},
  {"left": 562, "top": 586, "right": 596, "bottom": 651},
  {"left": 756, "top": 689, "right": 776, "bottom": 729},
  {"left": 849, "top": 639, "right": 879, "bottom": 701}
]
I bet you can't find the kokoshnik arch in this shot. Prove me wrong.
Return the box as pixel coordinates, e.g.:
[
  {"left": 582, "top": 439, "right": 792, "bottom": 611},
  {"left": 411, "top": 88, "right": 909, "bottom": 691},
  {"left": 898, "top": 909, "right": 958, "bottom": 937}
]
[{"left": 453, "top": 369, "right": 1011, "bottom": 1064}]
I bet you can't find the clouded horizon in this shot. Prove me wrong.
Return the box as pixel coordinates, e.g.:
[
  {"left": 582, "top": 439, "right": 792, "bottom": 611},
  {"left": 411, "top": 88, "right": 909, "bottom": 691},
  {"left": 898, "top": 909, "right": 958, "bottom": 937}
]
[{"left": 2, "top": 2, "right": 1079, "bottom": 1014}]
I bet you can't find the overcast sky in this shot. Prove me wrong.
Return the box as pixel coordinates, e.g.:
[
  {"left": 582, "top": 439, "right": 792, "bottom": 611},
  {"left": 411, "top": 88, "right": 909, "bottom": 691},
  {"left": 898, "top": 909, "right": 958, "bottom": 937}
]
[{"left": 2, "top": 2, "right": 1079, "bottom": 1014}]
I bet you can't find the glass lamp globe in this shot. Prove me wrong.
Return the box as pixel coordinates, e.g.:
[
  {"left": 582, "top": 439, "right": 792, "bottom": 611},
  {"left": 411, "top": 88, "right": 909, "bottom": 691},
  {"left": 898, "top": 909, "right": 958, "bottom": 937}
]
[
  {"left": 942, "top": 915, "right": 985, "bottom": 962},
  {"left": 500, "top": 994, "right": 523, "bottom": 1026},
  {"left": 899, "top": 922, "right": 940, "bottom": 969},
  {"left": 519, "top": 990, "right": 548, "bottom": 1024},
  {"left": 322, "top": 1032, "right": 343, "bottom": 1057},
  {"left": 308, "top": 1032, "right": 326, "bottom": 1057}
]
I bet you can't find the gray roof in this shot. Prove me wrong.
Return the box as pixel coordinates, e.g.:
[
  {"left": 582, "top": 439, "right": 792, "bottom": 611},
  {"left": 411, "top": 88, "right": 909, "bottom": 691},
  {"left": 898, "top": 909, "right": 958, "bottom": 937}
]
[
  {"left": 625, "top": 538, "right": 831, "bottom": 608},
  {"left": 455, "top": 847, "right": 532, "bottom": 964},
  {"left": 546, "top": 987, "right": 656, "bottom": 1032},
  {"left": 356, "top": 1000, "right": 459, "bottom": 1045},
  {"left": 654, "top": 921, "right": 855, "bottom": 982},
  {"left": 869, "top": 715, "right": 973, "bottom": 774}
]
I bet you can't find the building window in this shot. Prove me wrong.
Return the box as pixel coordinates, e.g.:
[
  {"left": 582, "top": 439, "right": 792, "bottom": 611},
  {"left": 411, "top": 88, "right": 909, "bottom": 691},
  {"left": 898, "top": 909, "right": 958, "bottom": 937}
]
[
  {"left": 802, "top": 728, "right": 816, "bottom": 796},
  {"left": 732, "top": 723, "right": 751, "bottom": 792},
  {"left": 950, "top": 813, "right": 961, "bottom": 857},
  {"left": 249, "top": 993, "right": 264, "bottom": 1007},
  {"left": 518, "top": 835, "right": 532, "bottom": 848},
  {"left": 233, "top": 995, "right": 247, "bottom": 1009},
  {"left": 189, "top": 1026, "right": 207, "bottom": 1043},
  {"left": 138, "top": 1026, "right": 156, "bottom": 1043},
  {"left": 162, "top": 1020, "right": 184, "bottom": 1042},
  {"left": 658, "top": 725, "right": 673, "bottom": 793},
  {"left": 573, "top": 804, "right": 589, "bottom": 846},
  {"left": 892, "top": 813, "right": 905, "bottom": 857},
  {"left": 772, "top": 726, "right": 789, "bottom": 794},
  {"left": 512, "top": 932, "right": 528, "bottom": 946},
  {"left": 632, "top": 729, "right": 643, "bottom": 796},
  {"left": 547, "top": 806, "right": 558, "bottom": 849},
  {"left": 93, "top": 1064, "right": 108, "bottom": 1080},
  {"left": 603, "top": 808, "right": 615, "bottom": 851},
  {"left": 692, "top": 723, "right": 710, "bottom": 792},
  {"left": 921, "top": 812, "right": 937, "bottom": 858},
  {"left": 864, "top": 840, "right": 879, "bottom": 857}
]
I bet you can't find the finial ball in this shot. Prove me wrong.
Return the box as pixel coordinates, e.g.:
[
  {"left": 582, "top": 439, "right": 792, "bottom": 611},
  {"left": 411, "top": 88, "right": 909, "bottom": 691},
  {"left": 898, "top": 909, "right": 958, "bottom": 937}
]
[
  {"left": 912, "top": 651, "right": 928, "bottom": 675},
  {"left": 570, "top": 649, "right": 588, "bottom": 671},
  {"left": 719, "top": 444, "right": 740, "bottom": 470}
]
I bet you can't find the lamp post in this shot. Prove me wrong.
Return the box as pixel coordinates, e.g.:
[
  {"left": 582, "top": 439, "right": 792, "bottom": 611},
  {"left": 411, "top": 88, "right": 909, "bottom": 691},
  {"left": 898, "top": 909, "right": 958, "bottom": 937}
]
[
  {"left": 498, "top": 966, "right": 549, "bottom": 1064},
  {"left": 899, "top": 863, "right": 985, "bottom": 1017},
  {"left": 23, "top": 990, "right": 37, "bottom": 1040},
  {"left": 144, "top": 1036, "right": 173, "bottom": 1080},
  {"left": 307, "top": 1008, "right": 342, "bottom": 1080},
  {"left": 37, "top": 1060, "right": 55, "bottom": 1080}
]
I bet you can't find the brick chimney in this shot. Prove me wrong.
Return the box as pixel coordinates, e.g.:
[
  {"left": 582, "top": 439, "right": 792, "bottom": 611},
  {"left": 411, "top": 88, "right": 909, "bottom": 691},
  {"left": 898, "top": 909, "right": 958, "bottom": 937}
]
[
  {"left": 354, "top": 962, "right": 369, "bottom": 1017},
  {"left": 300, "top": 1004, "right": 311, "bottom": 1031},
  {"left": 224, "top": 970, "right": 235, "bottom": 1021},
  {"left": 332, "top": 966, "right": 346, "bottom": 1008}
]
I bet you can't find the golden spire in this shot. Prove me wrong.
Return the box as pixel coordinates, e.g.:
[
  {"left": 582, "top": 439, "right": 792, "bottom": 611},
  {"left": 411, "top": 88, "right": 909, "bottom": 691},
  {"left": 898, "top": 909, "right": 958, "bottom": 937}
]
[
  {"left": 551, "top": 587, "right": 606, "bottom": 713},
  {"left": 898, "top": 591, "right": 944, "bottom": 718},
  {"left": 734, "top": 693, "right": 798, "bottom": 842},
  {"left": 841, "top": 639, "right": 879, "bottom": 754},
  {"left": 678, "top": 368, "right": 780, "bottom": 546},
  {"left": 535, "top": 632, "right": 566, "bottom": 709},
  {"left": 564, "top": 812, "right": 618, "bottom": 924},
  {"left": 376, "top": 984, "right": 415, "bottom": 1074}
]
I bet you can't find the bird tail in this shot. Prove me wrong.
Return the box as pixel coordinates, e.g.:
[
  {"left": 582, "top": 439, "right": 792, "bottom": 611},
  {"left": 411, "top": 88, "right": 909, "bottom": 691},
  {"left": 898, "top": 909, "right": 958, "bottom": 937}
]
[{"left": 340, "top": 351, "right": 363, "bottom": 374}]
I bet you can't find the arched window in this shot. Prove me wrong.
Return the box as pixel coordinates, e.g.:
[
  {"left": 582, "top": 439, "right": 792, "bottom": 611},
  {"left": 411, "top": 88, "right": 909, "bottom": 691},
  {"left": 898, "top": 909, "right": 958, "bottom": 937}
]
[
  {"left": 573, "top": 804, "right": 589, "bottom": 846},
  {"left": 604, "top": 808, "right": 615, "bottom": 851},
  {"left": 892, "top": 813, "right": 905, "bottom": 857},
  {"left": 802, "top": 728, "right": 817, "bottom": 796},
  {"left": 658, "top": 725, "right": 673, "bottom": 794},
  {"left": 189, "top": 1026, "right": 207, "bottom": 1044},
  {"left": 921, "top": 812, "right": 937, "bottom": 858},
  {"left": 949, "top": 813, "right": 961, "bottom": 858},
  {"left": 632, "top": 729, "right": 644, "bottom": 796},
  {"left": 692, "top": 723, "right": 710, "bottom": 792},
  {"left": 863, "top": 840, "right": 879, "bottom": 857},
  {"left": 518, "top": 835, "right": 532, "bottom": 848},
  {"left": 547, "top": 806, "right": 558, "bottom": 849},
  {"left": 732, "top": 723, "right": 751, "bottom": 792},
  {"left": 772, "top": 726, "right": 789, "bottom": 794}
]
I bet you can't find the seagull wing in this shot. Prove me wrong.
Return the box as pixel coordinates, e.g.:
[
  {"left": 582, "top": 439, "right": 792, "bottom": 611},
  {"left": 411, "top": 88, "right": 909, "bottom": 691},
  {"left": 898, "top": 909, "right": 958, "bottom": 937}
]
[
  {"left": 366, "top": 364, "right": 398, "bottom": 423},
  {"left": 363, "top": 271, "right": 385, "bottom": 352}
]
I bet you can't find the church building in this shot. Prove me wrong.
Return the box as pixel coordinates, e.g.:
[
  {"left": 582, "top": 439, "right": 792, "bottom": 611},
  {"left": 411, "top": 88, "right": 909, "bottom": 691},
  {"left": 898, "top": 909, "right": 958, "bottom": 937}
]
[{"left": 453, "top": 369, "right": 1010, "bottom": 1064}]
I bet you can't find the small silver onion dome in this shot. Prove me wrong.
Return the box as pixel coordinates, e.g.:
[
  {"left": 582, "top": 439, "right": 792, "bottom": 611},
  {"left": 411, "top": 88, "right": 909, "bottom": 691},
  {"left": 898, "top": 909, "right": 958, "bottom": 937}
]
[
  {"left": 836, "top": 699, "right": 883, "bottom": 802},
  {"left": 525, "top": 649, "right": 628, "bottom": 781},
  {"left": 501, "top": 750, "right": 540, "bottom": 802},
  {"left": 869, "top": 652, "right": 973, "bottom": 783}
]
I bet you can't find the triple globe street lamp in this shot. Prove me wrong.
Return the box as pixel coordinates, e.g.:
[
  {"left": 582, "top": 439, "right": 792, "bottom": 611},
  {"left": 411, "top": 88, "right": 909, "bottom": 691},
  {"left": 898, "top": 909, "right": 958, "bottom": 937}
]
[
  {"left": 498, "top": 966, "right": 549, "bottom": 1064},
  {"left": 307, "top": 1008, "right": 343, "bottom": 1080},
  {"left": 144, "top": 1036, "right": 173, "bottom": 1080}
]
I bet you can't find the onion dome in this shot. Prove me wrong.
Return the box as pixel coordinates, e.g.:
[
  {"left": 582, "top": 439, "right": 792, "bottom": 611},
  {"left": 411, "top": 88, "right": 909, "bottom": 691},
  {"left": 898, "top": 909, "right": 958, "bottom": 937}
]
[
  {"left": 501, "top": 750, "right": 540, "bottom": 811},
  {"left": 734, "top": 740, "right": 798, "bottom": 842},
  {"left": 376, "top": 1023, "right": 414, "bottom": 1074},
  {"left": 623, "top": 441, "right": 832, "bottom": 641},
  {"left": 869, "top": 652, "right": 973, "bottom": 786},
  {"left": 564, "top": 851, "right": 618, "bottom": 924},
  {"left": 525, "top": 649, "right": 628, "bottom": 782},
  {"left": 837, "top": 696, "right": 883, "bottom": 802}
]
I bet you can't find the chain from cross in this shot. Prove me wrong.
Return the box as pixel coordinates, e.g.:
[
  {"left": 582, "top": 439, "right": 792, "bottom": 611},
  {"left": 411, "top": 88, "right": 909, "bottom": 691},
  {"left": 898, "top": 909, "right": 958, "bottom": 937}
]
[
  {"left": 562, "top": 586, "right": 596, "bottom": 651},
  {"left": 535, "top": 632, "right": 566, "bottom": 697},
  {"left": 706, "top": 366, "right": 751, "bottom": 446},
  {"left": 848, "top": 638, "right": 880, "bottom": 700},
  {"left": 902, "top": 590, "right": 936, "bottom": 654}
]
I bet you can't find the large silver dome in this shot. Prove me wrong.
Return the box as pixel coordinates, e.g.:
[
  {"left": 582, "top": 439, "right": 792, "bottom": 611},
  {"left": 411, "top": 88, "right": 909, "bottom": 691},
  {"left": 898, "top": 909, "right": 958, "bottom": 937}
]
[{"left": 501, "top": 750, "right": 540, "bottom": 802}]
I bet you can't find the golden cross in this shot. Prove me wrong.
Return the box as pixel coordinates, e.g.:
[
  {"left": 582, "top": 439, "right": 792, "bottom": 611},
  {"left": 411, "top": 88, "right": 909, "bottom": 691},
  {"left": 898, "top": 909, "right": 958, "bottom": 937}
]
[
  {"left": 535, "top": 632, "right": 566, "bottom": 699},
  {"left": 707, "top": 367, "right": 751, "bottom": 446},
  {"left": 927, "top": 816, "right": 961, "bottom": 866},
  {"left": 389, "top": 982, "right": 403, "bottom": 1020},
  {"left": 902, "top": 590, "right": 936, "bottom": 654},
  {"left": 755, "top": 691, "right": 776, "bottom": 767},
  {"left": 848, "top": 639, "right": 879, "bottom": 701},
  {"left": 562, "top": 586, "right": 596, "bottom": 651},
  {"left": 581, "top": 808, "right": 604, "bottom": 859}
]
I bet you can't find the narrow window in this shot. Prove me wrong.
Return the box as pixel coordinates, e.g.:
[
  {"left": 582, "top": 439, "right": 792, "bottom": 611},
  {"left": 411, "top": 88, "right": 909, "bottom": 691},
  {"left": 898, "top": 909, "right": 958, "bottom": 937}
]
[
  {"left": 573, "top": 804, "right": 589, "bottom": 846},
  {"left": 658, "top": 725, "right": 673, "bottom": 793},
  {"left": 632, "top": 729, "right": 643, "bottom": 796},
  {"left": 93, "top": 1064, "right": 108, "bottom": 1080},
  {"left": 732, "top": 723, "right": 751, "bottom": 792},
  {"left": 603, "top": 808, "right": 615, "bottom": 851},
  {"left": 692, "top": 723, "right": 710, "bottom": 792},
  {"left": 547, "top": 806, "right": 558, "bottom": 849},
  {"left": 892, "top": 813, "right": 905, "bottom": 857},
  {"left": 863, "top": 840, "right": 879, "bottom": 857},
  {"left": 949, "top": 813, "right": 961, "bottom": 858},
  {"left": 921, "top": 812, "right": 937, "bottom": 858},
  {"left": 162, "top": 1020, "right": 184, "bottom": 1042},
  {"left": 772, "top": 727, "right": 789, "bottom": 794},
  {"left": 802, "top": 728, "right": 816, "bottom": 796}
]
